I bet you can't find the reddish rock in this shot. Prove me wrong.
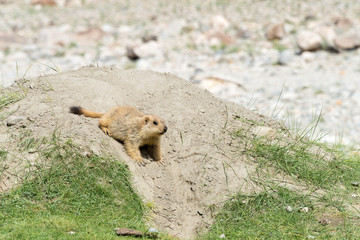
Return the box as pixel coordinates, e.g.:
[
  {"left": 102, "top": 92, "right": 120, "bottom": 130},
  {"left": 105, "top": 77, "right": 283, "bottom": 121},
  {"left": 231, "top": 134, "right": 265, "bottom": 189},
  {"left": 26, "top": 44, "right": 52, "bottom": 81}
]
[
  {"left": 76, "top": 28, "right": 106, "bottom": 46},
  {"left": 31, "top": 0, "right": 56, "bottom": 6},
  {"left": 266, "top": 23, "right": 286, "bottom": 40}
]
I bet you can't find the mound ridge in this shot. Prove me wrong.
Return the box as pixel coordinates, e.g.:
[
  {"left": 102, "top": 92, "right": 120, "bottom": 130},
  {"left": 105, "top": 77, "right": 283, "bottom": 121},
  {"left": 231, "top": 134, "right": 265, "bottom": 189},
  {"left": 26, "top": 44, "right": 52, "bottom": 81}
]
[{"left": 1, "top": 67, "right": 283, "bottom": 239}]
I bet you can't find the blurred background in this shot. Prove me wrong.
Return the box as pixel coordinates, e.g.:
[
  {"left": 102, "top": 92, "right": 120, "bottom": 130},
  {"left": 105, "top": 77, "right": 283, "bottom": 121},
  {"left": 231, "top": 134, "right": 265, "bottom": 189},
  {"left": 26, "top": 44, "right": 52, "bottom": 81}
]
[{"left": 1, "top": 0, "right": 360, "bottom": 146}]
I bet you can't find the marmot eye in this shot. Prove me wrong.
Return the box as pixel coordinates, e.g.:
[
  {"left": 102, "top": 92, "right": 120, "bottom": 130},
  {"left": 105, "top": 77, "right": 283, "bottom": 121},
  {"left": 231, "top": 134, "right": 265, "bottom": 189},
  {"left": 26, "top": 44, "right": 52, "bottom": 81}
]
[{"left": 153, "top": 121, "right": 158, "bottom": 125}]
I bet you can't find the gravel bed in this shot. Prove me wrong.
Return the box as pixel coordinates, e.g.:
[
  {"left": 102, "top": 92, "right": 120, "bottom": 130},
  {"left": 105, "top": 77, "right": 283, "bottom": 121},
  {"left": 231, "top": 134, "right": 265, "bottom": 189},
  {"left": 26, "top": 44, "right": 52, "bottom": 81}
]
[{"left": 1, "top": 0, "right": 360, "bottom": 146}]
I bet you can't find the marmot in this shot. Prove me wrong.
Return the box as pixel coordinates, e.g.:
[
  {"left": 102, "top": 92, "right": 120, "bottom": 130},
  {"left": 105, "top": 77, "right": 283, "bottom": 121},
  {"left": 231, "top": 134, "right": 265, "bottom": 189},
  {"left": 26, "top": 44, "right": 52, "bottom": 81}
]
[{"left": 70, "top": 106, "right": 167, "bottom": 165}]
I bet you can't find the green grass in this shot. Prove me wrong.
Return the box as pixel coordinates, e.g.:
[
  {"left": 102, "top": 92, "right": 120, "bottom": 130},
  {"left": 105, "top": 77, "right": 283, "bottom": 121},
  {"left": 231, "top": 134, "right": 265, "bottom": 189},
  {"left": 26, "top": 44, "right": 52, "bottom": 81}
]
[
  {"left": 0, "top": 88, "right": 25, "bottom": 112},
  {"left": 200, "top": 119, "right": 360, "bottom": 239},
  {"left": 234, "top": 120, "right": 360, "bottom": 190},
  {"left": 0, "top": 132, "right": 147, "bottom": 240},
  {"left": 0, "top": 80, "right": 28, "bottom": 120},
  {"left": 201, "top": 187, "right": 359, "bottom": 239}
]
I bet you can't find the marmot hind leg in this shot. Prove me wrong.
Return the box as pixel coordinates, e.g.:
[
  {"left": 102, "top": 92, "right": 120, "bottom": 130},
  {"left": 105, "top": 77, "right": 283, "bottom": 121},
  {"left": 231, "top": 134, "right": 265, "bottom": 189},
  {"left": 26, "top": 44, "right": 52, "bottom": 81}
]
[{"left": 99, "top": 117, "right": 111, "bottom": 136}]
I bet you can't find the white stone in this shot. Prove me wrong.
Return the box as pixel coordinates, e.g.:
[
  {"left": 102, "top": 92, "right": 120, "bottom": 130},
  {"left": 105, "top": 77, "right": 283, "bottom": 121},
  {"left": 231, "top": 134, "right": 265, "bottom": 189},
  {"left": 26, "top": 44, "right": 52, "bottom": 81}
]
[
  {"left": 211, "top": 15, "right": 230, "bottom": 31},
  {"left": 317, "top": 26, "right": 336, "bottom": 48},
  {"left": 133, "top": 41, "right": 163, "bottom": 59},
  {"left": 286, "top": 205, "right": 293, "bottom": 212},
  {"left": 301, "top": 51, "right": 316, "bottom": 62},
  {"left": 300, "top": 207, "right": 309, "bottom": 213},
  {"left": 297, "top": 30, "right": 322, "bottom": 51},
  {"left": 148, "top": 227, "right": 158, "bottom": 233},
  {"left": 101, "top": 24, "right": 115, "bottom": 33},
  {"left": 253, "top": 126, "right": 276, "bottom": 140}
]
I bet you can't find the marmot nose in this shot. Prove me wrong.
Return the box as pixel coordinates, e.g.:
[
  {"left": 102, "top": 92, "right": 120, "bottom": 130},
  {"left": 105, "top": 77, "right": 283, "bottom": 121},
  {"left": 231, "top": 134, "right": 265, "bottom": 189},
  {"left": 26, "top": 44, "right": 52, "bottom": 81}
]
[{"left": 163, "top": 126, "right": 168, "bottom": 133}]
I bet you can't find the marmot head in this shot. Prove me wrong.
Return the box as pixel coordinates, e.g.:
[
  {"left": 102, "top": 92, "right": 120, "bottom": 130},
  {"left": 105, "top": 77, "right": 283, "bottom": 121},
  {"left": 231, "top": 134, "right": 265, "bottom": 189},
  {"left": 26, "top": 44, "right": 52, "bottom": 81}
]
[{"left": 142, "top": 115, "right": 167, "bottom": 135}]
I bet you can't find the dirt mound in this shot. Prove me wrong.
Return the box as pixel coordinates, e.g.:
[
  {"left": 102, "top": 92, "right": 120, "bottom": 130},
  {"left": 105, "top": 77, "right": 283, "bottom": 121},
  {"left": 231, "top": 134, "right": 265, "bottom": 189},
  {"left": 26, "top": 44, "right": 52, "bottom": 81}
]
[{"left": 1, "top": 67, "right": 283, "bottom": 239}]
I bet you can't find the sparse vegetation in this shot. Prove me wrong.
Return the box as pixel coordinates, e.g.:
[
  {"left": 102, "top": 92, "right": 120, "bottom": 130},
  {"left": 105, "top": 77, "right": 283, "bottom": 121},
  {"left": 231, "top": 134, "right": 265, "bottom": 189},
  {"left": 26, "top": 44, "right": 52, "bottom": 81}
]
[
  {"left": 0, "top": 87, "right": 27, "bottom": 120},
  {"left": 0, "top": 132, "right": 147, "bottom": 240},
  {"left": 202, "top": 187, "right": 359, "bottom": 239},
  {"left": 200, "top": 119, "right": 360, "bottom": 239}
]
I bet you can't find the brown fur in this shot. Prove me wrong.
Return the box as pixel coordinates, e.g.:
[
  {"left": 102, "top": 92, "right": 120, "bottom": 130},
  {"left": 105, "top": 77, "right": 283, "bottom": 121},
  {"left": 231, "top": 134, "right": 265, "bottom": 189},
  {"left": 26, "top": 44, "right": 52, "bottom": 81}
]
[{"left": 70, "top": 106, "right": 167, "bottom": 165}]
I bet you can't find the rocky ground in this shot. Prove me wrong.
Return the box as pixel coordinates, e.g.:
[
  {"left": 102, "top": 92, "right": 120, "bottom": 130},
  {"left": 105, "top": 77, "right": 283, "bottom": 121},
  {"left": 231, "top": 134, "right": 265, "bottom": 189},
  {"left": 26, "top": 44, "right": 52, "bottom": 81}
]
[{"left": 1, "top": 0, "right": 360, "bottom": 146}]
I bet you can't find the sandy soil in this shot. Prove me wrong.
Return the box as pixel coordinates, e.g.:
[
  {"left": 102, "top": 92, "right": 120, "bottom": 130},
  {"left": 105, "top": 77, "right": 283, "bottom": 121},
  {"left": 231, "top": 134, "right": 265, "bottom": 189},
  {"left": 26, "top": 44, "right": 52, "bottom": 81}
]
[{"left": 1, "top": 67, "right": 284, "bottom": 239}]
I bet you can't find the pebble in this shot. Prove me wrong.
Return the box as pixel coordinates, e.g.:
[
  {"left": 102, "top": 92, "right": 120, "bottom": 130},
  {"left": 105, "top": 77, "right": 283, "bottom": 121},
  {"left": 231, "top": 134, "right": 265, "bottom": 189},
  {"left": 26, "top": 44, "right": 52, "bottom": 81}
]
[
  {"left": 252, "top": 126, "right": 276, "bottom": 140},
  {"left": 317, "top": 26, "right": 336, "bottom": 48},
  {"left": 219, "top": 233, "right": 226, "bottom": 238},
  {"left": 296, "top": 30, "right": 323, "bottom": 51},
  {"left": 301, "top": 51, "right": 316, "bottom": 62},
  {"left": 211, "top": 15, "right": 230, "bottom": 32},
  {"left": 285, "top": 205, "right": 293, "bottom": 212},
  {"left": 148, "top": 227, "right": 158, "bottom": 233},
  {"left": 351, "top": 181, "right": 359, "bottom": 187},
  {"left": 334, "top": 34, "right": 358, "bottom": 50},
  {"left": 300, "top": 207, "right": 309, "bottom": 213},
  {"left": 266, "top": 23, "right": 286, "bottom": 40},
  {"left": 6, "top": 116, "right": 26, "bottom": 126},
  {"left": 278, "top": 50, "right": 293, "bottom": 65}
]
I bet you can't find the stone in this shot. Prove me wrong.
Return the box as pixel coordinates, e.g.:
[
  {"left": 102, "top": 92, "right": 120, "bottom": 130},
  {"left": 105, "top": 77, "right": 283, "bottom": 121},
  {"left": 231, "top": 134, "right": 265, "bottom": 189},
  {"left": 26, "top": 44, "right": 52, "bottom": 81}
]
[
  {"left": 6, "top": 115, "right": 26, "bottom": 126},
  {"left": 253, "top": 126, "right": 276, "bottom": 140},
  {"left": 206, "top": 30, "right": 234, "bottom": 45},
  {"left": 219, "top": 233, "right": 226, "bottom": 238},
  {"left": 31, "top": 0, "right": 56, "bottom": 6},
  {"left": 300, "top": 207, "right": 309, "bottom": 213},
  {"left": 76, "top": 28, "right": 106, "bottom": 46},
  {"left": 317, "top": 26, "right": 336, "bottom": 48},
  {"left": 132, "top": 41, "right": 163, "bottom": 59},
  {"left": 334, "top": 33, "right": 358, "bottom": 50},
  {"left": 126, "top": 46, "right": 139, "bottom": 61},
  {"left": 331, "top": 16, "right": 353, "bottom": 34},
  {"left": 301, "top": 51, "right": 316, "bottom": 62},
  {"left": 278, "top": 50, "right": 293, "bottom": 65},
  {"left": 266, "top": 23, "right": 286, "bottom": 40},
  {"left": 351, "top": 181, "right": 359, "bottom": 187},
  {"left": 211, "top": 15, "right": 230, "bottom": 31},
  {"left": 29, "top": 82, "right": 35, "bottom": 89},
  {"left": 142, "top": 34, "right": 158, "bottom": 43},
  {"left": 296, "top": 30, "right": 323, "bottom": 51},
  {"left": 148, "top": 228, "right": 158, "bottom": 233},
  {"left": 286, "top": 205, "right": 293, "bottom": 212},
  {"left": 101, "top": 24, "right": 115, "bottom": 33}
]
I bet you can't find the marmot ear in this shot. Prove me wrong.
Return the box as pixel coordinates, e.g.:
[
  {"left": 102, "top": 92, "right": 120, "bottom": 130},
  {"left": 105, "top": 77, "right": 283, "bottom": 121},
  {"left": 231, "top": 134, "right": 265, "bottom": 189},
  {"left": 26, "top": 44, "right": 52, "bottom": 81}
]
[{"left": 143, "top": 116, "right": 150, "bottom": 124}]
